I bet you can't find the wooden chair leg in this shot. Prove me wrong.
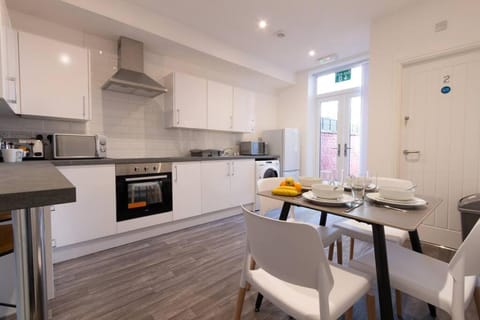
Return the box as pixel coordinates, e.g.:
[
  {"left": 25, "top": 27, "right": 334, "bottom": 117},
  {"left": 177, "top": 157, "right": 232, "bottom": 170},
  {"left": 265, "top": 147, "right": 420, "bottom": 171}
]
[
  {"left": 345, "top": 307, "right": 353, "bottom": 320},
  {"left": 246, "top": 259, "right": 256, "bottom": 291},
  {"left": 395, "top": 289, "right": 402, "bottom": 317},
  {"left": 349, "top": 237, "right": 355, "bottom": 260},
  {"left": 474, "top": 286, "right": 480, "bottom": 318},
  {"left": 367, "top": 294, "right": 376, "bottom": 320},
  {"left": 328, "top": 243, "right": 334, "bottom": 261},
  {"left": 234, "top": 286, "right": 247, "bottom": 320},
  {"left": 336, "top": 239, "right": 343, "bottom": 265}
]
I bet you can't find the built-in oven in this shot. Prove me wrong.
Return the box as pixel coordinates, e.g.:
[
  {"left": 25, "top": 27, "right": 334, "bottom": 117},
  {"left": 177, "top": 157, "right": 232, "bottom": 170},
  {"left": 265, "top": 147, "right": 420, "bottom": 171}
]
[{"left": 115, "top": 162, "right": 172, "bottom": 222}]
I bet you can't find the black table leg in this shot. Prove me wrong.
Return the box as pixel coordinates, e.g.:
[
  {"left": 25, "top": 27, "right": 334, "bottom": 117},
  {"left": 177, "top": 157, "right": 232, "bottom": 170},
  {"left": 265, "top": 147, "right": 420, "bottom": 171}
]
[
  {"left": 319, "top": 211, "right": 327, "bottom": 226},
  {"left": 409, "top": 230, "right": 437, "bottom": 318},
  {"left": 278, "top": 202, "right": 291, "bottom": 221},
  {"left": 372, "top": 224, "right": 394, "bottom": 320},
  {"left": 255, "top": 202, "right": 292, "bottom": 312}
]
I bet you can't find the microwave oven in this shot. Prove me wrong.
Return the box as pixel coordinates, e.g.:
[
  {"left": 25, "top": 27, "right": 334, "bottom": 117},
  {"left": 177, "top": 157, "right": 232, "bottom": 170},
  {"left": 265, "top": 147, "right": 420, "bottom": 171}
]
[
  {"left": 239, "top": 141, "right": 266, "bottom": 155},
  {"left": 53, "top": 133, "right": 107, "bottom": 159}
]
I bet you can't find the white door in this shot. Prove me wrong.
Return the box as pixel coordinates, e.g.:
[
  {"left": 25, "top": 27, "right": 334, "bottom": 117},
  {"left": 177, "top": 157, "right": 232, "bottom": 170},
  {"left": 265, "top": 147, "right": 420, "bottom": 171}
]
[
  {"left": 207, "top": 80, "right": 233, "bottom": 131},
  {"left": 317, "top": 93, "right": 363, "bottom": 178},
  {"left": 172, "top": 162, "right": 202, "bottom": 221},
  {"left": 400, "top": 49, "right": 480, "bottom": 248},
  {"left": 230, "top": 160, "right": 255, "bottom": 206},
  {"left": 232, "top": 87, "right": 255, "bottom": 132},
  {"left": 174, "top": 72, "right": 207, "bottom": 129},
  {"left": 201, "top": 161, "right": 231, "bottom": 213}
]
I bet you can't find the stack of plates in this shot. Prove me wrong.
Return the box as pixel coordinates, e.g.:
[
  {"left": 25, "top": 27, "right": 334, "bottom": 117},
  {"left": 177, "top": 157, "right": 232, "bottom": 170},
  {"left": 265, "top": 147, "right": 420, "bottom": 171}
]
[
  {"left": 302, "top": 191, "right": 353, "bottom": 206},
  {"left": 366, "top": 193, "right": 427, "bottom": 208}
]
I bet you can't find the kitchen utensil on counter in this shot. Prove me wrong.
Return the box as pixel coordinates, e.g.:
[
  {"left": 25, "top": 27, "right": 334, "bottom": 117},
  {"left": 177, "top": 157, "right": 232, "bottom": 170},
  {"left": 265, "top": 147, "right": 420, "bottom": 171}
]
[{"left": 2, "top": 149, "right": 23, "bottom": 163}]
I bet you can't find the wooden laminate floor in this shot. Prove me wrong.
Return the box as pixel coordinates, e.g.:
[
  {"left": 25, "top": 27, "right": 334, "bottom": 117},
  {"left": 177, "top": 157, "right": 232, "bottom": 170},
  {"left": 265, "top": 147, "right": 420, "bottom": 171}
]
[{"left": 2, "top": 211, "right": 479, "bottom": 320}]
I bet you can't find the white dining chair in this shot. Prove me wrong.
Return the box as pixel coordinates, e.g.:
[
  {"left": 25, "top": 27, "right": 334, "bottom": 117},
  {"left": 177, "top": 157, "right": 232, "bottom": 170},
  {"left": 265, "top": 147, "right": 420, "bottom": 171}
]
[
  {"left": 350, "top": 220, "right": 480, "bottom": 320},
  {"left": 333, "top": 177, "right": 413, "bottom": 260},
  {"left": 234, "top": 206, "right": 375, "bottom": 320},
  {"left": 257, "top": 177, "right": 343, "bottom": 264}
]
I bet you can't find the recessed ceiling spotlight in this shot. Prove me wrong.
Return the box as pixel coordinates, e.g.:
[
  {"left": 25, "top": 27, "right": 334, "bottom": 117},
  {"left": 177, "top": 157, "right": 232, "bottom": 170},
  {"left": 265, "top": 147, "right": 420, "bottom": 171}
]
[
  {"left": 99, "top": 50, "right": 103, "bottom": 55},
  {"left": 317, "top": 53, "right": 338, "bottom": 65},
  {"left": 258, "top": 19, "right": 268, "bottom": 29},
  {"left": 308, "top": 50, "right": 316, "bottom": 57}
]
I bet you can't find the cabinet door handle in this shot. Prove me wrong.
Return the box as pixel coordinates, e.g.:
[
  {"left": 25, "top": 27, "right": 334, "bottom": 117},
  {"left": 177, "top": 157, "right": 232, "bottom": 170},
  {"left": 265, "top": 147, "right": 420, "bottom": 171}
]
[
  {"left": 227, "top": 162, "right": 231, "bottom": 176},
  {"left": 230, "top": 115, "right": 233, "bottom": 129},
  {"left": 174, "top": 165, "right": 178, "bottom": 182},
  {"left": 231, "top": 162, "right": 235, "bottom": 176},
  {"left": 6, "top": 77, "right": 16, "bottom": 103},
  {"left": 82, "top": 96, "right": 86, "bottom": 118},
  {"left": 176, "top": 109, "right": 180, "bottom": 125}
]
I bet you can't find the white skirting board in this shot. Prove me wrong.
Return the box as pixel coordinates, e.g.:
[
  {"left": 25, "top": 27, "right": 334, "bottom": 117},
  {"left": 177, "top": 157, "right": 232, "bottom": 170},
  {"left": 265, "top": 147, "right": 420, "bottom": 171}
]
[{"left": 52, "top": 205, "right": 252, "bottom": 263}]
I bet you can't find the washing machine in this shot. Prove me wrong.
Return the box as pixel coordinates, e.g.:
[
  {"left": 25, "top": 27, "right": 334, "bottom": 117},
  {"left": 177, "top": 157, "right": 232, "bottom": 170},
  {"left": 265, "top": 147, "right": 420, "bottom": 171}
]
[{"left": 255, "top": 159, "right": 280, "bottom": 210}]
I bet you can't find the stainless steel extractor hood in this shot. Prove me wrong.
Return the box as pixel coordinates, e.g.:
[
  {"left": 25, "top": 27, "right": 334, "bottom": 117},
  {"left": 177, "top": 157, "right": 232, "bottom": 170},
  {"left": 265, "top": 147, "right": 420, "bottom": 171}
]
[{"left": 102, "top": 37, "right": 167, "bottom": 97}]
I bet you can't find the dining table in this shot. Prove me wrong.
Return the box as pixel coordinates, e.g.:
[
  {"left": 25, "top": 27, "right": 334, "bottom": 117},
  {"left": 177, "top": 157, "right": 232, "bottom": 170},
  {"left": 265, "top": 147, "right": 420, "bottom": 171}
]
[{"left": 256, "top": 189, "right": 442, "bottom": 320}]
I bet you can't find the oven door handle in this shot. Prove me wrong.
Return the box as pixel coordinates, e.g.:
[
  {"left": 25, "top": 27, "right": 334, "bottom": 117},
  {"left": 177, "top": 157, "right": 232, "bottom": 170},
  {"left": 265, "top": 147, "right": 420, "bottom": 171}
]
[{"left": 125, "top": 175, "right": 168, "bottom": 182}]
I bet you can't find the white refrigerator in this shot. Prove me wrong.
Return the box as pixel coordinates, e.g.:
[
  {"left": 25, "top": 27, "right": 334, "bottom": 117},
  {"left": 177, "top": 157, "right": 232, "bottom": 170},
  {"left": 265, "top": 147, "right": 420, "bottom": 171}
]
[{"left": 262, "top": 128, "right": 300, "bottom": 179}]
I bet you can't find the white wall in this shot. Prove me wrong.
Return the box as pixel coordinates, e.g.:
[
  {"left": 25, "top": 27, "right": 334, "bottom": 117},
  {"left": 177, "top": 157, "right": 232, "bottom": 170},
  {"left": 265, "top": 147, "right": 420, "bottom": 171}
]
[
  {"left": 367, "top": 0, "right": 480, "bottom": 176},
  {"left": 0, "top": 10, "right": 278, "bottom": 158}
]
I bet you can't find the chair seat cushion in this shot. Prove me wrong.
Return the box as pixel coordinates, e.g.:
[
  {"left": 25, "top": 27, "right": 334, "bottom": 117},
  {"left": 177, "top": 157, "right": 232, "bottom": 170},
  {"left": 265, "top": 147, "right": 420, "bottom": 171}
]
[
  {"left": 248, "top": 264, "right": 371, "bottom": 320},
  {"left": 350, "top": 243, "right": 477, "bottom": 313},
  {"left": 334, "top": 219, "right": 409, "bottom": 244},
  {"left": 317, "top": 225, "right": 341, "bottom": 247}
]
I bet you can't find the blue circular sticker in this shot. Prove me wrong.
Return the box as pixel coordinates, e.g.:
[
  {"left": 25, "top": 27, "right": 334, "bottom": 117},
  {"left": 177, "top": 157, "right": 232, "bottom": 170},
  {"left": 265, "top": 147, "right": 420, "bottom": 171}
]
[{"left": 441, "top": 86, "right": 451, "bottom": 94}]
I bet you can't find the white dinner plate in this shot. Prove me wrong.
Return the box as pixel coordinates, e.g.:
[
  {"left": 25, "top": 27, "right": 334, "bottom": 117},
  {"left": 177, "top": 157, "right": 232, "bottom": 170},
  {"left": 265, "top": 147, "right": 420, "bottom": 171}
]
[
  {"left": 366, "top": 192, "right": 427, "bottom": 208},
  {"left": 302, "top": 191, "right": 354, "bottom": 206}
]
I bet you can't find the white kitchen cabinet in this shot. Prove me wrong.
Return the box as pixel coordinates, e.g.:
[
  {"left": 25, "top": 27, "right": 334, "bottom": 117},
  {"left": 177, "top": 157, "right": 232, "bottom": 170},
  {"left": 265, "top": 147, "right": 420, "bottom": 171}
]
[
  {"left": 230, "top": 159, "right": 255, "bottom": 205},
  {"left": 207, "top": 80, "right": 233, "bottom": 131},
  {"left": 18, "top": 31, "right": 91, "bottom": 120},
  {"left": 201, "top": 159, "right": 254, "bottom": 213},
  {"left": 164, "top": 72, "right": 207, "bottom": 129},
  {"left": 51, "top": 165, "right": 116, "bottom": 247},
  {"left": 233, "top": 87, "right": 256, "bottom": 133},
  {"left": 0, "top": 0, "right": 19, "bottom": 114},
  {"left": 172, "top": 161, "right": 202, "bottom": 220}
]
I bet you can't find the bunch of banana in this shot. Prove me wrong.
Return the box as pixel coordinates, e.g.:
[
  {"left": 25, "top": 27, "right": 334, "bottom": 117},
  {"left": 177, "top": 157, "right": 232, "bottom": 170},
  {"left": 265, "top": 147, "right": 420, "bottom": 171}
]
[{"left": 272, "top": 177, "right": 302, "bottom": 196}]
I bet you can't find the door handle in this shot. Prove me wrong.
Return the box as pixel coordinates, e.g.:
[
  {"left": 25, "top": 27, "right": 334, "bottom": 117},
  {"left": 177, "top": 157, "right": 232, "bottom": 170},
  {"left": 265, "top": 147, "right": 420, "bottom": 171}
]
[
  {"left": 403, "top": 149, "right": 420, "bottom": 155},
  {"left": 231, "top": 161, "right": 235, "bottom": 176},
  {"left": 344, "top": 143, "right": 352, "bottom": 157},
  {"left": 174, "top": 165, "right": 178, "bottom": 182},
  {"left": 227, "top": 162, "right": 231, "bottom": 176},
  {"left": 331, "top": 144, "right": 341, "bottom": 157},
  {"left": 176, "top": 109, "right": 180, "bottom": 125}
]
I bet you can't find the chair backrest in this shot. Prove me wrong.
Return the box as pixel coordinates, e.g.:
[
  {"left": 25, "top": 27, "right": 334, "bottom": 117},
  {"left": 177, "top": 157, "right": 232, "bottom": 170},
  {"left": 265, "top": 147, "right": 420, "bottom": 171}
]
[
  {"left": 376, "top": 177, "right": 413, "bottom": 189},
  {"left": 449, "top": 219, "right": 480, "bottom": 278},
  {"left": 446, "top": 219, "right": 480, "bottom": 318},
  {"left": 242, "top": 206, "right": 334, "bottom": 292},
  {"left": 257, "top": 177, "right": 286, "bottom": 215}
]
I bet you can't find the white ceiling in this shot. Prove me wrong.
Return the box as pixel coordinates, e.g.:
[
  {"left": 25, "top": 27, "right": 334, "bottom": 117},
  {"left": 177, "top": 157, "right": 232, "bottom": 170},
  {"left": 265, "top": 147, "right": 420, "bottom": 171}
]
[
  {"left": 6, "top": 0, "right": 419, "bottom": 89},
  {"left": 128, "top": 0, "right": 418, "bottom": 72}
]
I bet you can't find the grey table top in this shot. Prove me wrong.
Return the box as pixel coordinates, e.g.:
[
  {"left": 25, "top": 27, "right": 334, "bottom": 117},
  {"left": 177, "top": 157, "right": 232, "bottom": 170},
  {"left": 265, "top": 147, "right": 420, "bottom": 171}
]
[
  {"left": 51, "top": 155, "right": 279, "bottom": 166},
  {"left": 0, "top": 162, "right": 76, "bottom": 211},
  {"left": 258, "top": 190, "right": 442, "bottom": 231}
]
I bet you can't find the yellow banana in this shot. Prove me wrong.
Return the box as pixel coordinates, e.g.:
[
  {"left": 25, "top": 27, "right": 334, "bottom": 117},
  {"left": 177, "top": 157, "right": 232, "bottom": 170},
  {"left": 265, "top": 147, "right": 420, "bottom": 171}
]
[{"left": 272, "top": 186, "right": 300, "bottom": 196}]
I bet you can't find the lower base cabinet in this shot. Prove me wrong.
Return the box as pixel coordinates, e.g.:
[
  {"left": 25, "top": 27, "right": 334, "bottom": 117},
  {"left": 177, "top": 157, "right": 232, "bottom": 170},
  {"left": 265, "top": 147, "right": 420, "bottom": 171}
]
[
  {"left": 51, "top": 165, "right": 116, "bottom": 247},
  {"left": 172, "top": 162, "right": 202, "bottom": 220},
  {"left": 201, "top": 159, "right": 255, "bottom": 213}
]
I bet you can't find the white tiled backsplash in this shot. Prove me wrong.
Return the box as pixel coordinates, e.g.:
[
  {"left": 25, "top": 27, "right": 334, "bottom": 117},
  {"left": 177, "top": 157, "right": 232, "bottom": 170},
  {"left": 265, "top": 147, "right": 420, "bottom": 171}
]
[{"left": 0, "top": 35, "right": 243, "bottom": 158}]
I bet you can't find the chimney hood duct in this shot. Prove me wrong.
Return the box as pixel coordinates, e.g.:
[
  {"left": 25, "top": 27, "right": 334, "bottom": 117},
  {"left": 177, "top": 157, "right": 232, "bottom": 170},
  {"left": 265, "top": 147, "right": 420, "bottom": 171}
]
[{"left": 102, "top": 37, "right": 167, "bottom": 97}]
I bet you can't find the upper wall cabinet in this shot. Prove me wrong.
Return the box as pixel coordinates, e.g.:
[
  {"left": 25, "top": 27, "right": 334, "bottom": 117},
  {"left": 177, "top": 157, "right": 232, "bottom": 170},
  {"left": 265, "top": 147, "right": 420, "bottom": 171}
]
[
  {"left": 0, "top": 1, "right": 19, "bottom": 114},
  {"left": 18, "top": 32, "right": 91, "bottom": 121},
  {"left": 164, "top": 72, "right": 207, "bottom": 129},
  {"left": 232, "top": 87, "right": 255, "bottom": 133},
  {"left": 207, "top": 80, "right": 233, "bottom": 131}
]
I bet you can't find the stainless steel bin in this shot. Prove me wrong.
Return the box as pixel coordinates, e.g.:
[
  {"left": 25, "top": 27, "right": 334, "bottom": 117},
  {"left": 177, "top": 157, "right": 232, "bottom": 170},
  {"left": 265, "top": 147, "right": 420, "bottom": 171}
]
[{"left": 458, "top": 194, "right": 480, "bottom": 240}]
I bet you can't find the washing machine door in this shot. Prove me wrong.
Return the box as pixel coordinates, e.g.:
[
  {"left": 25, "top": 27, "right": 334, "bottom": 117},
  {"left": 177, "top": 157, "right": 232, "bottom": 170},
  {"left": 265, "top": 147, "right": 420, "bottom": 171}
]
[{"left": 263, "top": 168, "right": 279, "bottom": 178}]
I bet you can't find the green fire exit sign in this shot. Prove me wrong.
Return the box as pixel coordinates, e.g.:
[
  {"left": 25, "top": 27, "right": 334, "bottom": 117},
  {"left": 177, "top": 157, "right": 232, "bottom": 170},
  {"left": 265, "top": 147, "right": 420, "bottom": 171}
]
[{"left": 335, "top": 69, "right": 351, "bottom": 83}]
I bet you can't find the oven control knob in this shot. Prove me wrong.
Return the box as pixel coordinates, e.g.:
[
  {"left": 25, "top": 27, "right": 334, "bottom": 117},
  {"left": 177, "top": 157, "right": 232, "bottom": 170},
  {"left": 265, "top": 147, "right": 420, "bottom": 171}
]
[
  {"left": 153, "top": 166, "right": 157, "bottom": 171},
  {"left": 144, "top": 167, "right": 147, "bottom": 172},
  {"left": 134, "top": 167, "right": 138, "bottom": 172}
]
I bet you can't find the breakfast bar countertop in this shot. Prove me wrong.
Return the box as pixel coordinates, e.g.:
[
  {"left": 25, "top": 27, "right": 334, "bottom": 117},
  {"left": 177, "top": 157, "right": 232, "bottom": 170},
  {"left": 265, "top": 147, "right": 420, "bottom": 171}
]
[{"left": 0, "top": 161, "right": 76, "bottom": 211}]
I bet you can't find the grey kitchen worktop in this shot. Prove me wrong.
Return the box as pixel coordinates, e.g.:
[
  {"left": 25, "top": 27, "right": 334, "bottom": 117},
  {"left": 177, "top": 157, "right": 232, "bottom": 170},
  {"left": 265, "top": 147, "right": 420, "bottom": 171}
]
[
  {"left": 51, "top": 155, "right": 279, "bottom": 166},
  {"left": 0, "top": 162, "right": 76, "bottom": 211}
]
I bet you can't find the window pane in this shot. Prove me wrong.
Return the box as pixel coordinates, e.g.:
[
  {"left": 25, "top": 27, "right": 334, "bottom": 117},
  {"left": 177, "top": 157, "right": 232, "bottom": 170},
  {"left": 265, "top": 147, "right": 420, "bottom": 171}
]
[{"left": 316, "top": 66, "right": 362, "bottom": 95}]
